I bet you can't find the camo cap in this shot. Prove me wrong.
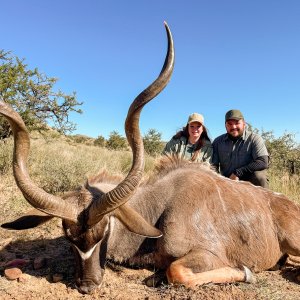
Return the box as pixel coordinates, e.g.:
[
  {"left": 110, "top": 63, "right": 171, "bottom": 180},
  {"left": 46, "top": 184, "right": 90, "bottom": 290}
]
[
  {"left": 187, "top": 113, "right": 204, "bottom": 125},
  {"left": 225, "top": 109, "right": 244, "bottom": 122}
]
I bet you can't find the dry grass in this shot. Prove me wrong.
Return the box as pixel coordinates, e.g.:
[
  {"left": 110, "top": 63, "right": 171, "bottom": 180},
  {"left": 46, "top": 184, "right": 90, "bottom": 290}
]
[
  {"left": 0, "top": 135, "right": 155, "bottom": 194},
  {"left": 269, "top": 171, "right": 300, "bottom": 203}
]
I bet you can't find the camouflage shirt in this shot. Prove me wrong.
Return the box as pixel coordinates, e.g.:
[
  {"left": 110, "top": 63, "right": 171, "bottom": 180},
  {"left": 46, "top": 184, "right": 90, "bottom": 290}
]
[{"left": 162, "top": 136, "right": 213, "bottom": 163}]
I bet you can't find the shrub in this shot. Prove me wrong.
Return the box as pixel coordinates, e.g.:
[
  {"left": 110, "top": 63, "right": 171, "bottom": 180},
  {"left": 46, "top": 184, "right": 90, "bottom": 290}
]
[
  {"left": 94, "top": 135, "right": 106, "bottom": 147},
  {"left": 143, "top": 129, "right": 165, "bottom": 156},
  {"left": 66, "top": 134, "right": 94, "bottom": 146},
  {"left": 106, "top": 131, "right": 128, "bottom": 150}
]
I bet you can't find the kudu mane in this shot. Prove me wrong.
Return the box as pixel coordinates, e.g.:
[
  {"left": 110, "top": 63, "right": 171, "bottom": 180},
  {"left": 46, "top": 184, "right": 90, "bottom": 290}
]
[
  {"left": 85, "top": 156, "right": 213, "bottom": 187},
  {"left": 153, "top": 155, "right": 213, "bottom": 177}
]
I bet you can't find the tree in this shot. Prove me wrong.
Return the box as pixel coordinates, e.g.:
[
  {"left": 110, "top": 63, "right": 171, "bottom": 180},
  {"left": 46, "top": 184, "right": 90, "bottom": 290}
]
[
  {"left": 262, "top": 131, "right": 300, "bottom": 175},
  {"left": 0, "top": 50, "right": 83, "bottom": 138},
  {"left": 247, "top": 125, "right": 300, "bottom": 175},
  {"left": 106, "top": 131, "right": 128, "bottom": 150},
  {"left": 94, "top": 135, "right": 106, "bottom": 147},
  {"left": 143, "top": 128, "right": 164, "bottom": 156}
]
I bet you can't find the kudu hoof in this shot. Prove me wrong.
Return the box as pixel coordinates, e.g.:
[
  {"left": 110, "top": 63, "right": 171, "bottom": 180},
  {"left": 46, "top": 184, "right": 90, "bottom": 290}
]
[
  {"left": 143, "top": 270, "right": 167, "bottom": 287},
  {"left": 243, "top": 266, "right": 256, "bottom": 284}
]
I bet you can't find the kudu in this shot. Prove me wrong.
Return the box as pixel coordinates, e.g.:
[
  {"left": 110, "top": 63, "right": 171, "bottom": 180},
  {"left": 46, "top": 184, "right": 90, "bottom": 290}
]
[{"left": 2, "top": 23, "right": 300, "bottom": 295}]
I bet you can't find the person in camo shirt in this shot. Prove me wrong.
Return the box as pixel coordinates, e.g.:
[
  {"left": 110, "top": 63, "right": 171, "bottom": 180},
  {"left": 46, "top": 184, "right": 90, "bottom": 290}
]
[
  {"left": 163, "top": 112, "right": 213, "bottom": 163},
  {"left": 212, "top": 109, "right": 269, "bottom": 188}
]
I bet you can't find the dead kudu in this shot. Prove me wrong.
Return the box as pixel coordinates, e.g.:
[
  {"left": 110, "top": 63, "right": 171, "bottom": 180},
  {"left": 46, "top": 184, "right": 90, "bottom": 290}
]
[{"left": 2, "top": 23, "right": 300, "bottom": 295}]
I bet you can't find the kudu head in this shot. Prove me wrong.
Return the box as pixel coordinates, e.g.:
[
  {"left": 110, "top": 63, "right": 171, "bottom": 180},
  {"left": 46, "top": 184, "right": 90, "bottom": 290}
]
[{"left": 0, "top": 22, "right": 174, "bottom": 294}]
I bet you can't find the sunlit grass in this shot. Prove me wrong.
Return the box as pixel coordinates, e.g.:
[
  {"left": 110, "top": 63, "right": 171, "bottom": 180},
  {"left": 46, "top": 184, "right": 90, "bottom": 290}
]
[
  {"left": 269, "top": 170, "right": 300, "bottom": 203},
  {"left": 0, "top": 135, "right": 156, "bottom": 194},
  {"left": 0, "top": 134, "right": 299, "bottom": 204}
]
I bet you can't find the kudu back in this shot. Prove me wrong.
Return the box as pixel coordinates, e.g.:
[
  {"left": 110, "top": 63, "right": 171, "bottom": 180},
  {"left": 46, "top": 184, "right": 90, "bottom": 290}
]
[{"left": 2, "top": 23, "right": 300, "bottom": 294}]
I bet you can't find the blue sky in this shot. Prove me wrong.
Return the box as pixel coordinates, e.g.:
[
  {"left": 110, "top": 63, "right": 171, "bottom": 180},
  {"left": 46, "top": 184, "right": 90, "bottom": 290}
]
[{"left": 1, "top": 1, "right": 300, "bottom": 143}]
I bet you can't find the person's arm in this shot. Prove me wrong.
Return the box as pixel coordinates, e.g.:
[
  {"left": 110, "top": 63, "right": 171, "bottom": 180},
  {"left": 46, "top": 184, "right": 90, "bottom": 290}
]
[
  {"left": 204, "top": 145, "right": 213, "bottom": 163},
  {"left": 234, "top": 155, "right": 269, "bottom": 178},
  {"left": 233, "top": 133, "right": 269, "bottom": 178},
  {"left": 211, "top": 140, "right": 220, "bottom": 172},
  {"left": 162, "top": 138, "right": 176, "bottom": 155}
]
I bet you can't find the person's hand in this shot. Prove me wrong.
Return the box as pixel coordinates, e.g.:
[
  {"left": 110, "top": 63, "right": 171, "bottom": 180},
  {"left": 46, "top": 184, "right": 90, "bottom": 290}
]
[{"left": 229, "top": 173, "right": 239, "bottom": 181}]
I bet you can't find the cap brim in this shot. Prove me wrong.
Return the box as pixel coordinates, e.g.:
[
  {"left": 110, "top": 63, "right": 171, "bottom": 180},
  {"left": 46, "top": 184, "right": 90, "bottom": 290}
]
[
  {"left": 226, "top": 117, "right": 243, "bottom": 121},
  {"left": 188, "top": 120, "right": 203, "bottom": 124}
]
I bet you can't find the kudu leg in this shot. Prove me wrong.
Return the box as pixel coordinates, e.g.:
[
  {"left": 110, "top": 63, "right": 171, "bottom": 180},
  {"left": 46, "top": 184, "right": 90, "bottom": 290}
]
[{"left": 166, "top": 251, "right": 254, "bottom": 288}]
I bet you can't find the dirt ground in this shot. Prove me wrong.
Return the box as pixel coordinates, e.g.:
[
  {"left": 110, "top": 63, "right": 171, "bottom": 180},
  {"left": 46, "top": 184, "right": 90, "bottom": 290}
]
[{"left": 1, "top": 215, "right": 300, "bottom": 300}]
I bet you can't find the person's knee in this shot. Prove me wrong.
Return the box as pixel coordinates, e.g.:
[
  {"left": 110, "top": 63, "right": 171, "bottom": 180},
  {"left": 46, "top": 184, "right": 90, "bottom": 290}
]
[{"left": 251, "top": 170, "right": 269, "bottom": 188}]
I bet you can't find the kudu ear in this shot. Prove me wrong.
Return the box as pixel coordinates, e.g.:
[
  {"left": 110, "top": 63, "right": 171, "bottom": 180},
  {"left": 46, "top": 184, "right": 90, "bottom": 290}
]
[
  {"left": 113, "top": 204, "right": 162, "bottom": 238},
  {"left": 1, "top": 209, "right": 54, "bottom": 230}
]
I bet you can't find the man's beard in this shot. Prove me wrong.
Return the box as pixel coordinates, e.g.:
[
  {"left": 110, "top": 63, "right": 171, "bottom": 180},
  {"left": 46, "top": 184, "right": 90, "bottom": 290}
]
[{"left": 228, "top": 130, "right": 243, "bottom": 140}]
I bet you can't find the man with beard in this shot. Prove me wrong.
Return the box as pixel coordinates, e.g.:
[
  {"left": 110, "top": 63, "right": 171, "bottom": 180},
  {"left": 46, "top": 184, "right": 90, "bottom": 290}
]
[{"left": 212, "top": 109, "right": 269, "bottom": 188}]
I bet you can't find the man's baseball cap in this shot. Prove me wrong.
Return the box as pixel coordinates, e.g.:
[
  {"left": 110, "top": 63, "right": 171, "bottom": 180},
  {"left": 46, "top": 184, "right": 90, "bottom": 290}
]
[
  {"left": 225, "top": 109, "right": 244, "bottom": 122},
  {"left": 187, "top": 113, "right": 204, "bottom": 125}
]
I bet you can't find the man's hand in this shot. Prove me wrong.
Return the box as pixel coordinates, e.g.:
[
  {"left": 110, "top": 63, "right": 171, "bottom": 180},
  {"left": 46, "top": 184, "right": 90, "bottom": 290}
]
[{"left": 229, "top": 173, "right": 239, "bottom": 181}]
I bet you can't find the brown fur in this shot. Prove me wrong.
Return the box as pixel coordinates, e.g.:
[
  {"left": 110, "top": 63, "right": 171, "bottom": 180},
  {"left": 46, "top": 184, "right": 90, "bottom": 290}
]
[{"left": 106, "top": 156, "right": 300, "bottom": 276}]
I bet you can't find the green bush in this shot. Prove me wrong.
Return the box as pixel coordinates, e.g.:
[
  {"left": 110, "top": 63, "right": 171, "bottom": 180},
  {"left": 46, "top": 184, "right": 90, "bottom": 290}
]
[
  {"left": 94, "top": 135, "right": 106, "bottom": 147},
  {"left": 67, "top": 134, "right": 94, "bottom": 146},
  {"left": 106, "top": 131, "right": 128, "bottom": 150},
  {"left": 143, "top": 129, "right": 165, "bottom": 157},
  {"left": 261, "top": 131, "right": 300, "bottom": 176}
]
